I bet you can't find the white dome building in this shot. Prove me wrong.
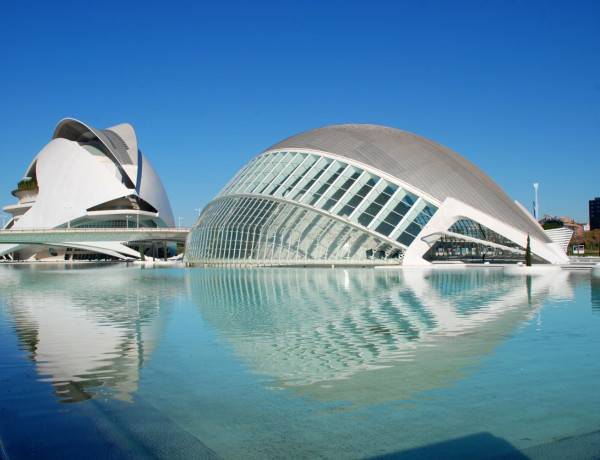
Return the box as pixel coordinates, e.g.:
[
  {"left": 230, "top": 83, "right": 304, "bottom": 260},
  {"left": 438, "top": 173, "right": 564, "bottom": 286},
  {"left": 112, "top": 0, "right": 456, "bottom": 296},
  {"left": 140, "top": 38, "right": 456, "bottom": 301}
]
[
  {"left": 1, "top": 118, "right": 174, "bottom": 260},
  {"left": 185, "top": 124, "right": 567, "bottom": 266}
]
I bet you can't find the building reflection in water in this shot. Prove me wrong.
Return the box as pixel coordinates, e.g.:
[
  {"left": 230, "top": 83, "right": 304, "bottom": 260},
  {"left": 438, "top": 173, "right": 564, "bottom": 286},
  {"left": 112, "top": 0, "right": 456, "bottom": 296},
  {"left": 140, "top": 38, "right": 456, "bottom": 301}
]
[
  {"left": 0, "top": 265, "right": 184, "bottom": 403},
  {"left": 187, "top": 267, "right": 573, "bottom": 404},
  {"left": 592, "top": 276, "right": 600, "bottom": 314},
  {"left": 0, "top": 264, "right": 578, "bottom": 406}
]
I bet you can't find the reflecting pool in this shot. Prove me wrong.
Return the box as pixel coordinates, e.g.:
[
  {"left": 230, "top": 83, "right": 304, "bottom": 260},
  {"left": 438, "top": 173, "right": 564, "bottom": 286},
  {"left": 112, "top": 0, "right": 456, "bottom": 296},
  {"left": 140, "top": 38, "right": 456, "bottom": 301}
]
[{"left": 1, "top": 264, "right": 599, "bottom": 459}]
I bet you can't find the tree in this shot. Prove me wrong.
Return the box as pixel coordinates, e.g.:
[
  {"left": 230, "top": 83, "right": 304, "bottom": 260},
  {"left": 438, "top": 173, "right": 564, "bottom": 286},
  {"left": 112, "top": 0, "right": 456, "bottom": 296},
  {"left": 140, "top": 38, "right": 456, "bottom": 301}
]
[{"left": 525, "top": 234, "right": 532, "bottom": 266}]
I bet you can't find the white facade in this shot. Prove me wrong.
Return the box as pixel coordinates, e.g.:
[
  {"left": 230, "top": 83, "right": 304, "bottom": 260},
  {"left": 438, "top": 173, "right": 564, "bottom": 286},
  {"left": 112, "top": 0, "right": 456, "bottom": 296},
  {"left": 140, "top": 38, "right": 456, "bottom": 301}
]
[
  {"left": 1, "top": 118, "right": 174, "bottom": 260},
  {"left": 185, "top": 124, "right": 568, "bottom": 266},
  {"left": 543, "top": 227, "right": 574, "bottom": 254}
]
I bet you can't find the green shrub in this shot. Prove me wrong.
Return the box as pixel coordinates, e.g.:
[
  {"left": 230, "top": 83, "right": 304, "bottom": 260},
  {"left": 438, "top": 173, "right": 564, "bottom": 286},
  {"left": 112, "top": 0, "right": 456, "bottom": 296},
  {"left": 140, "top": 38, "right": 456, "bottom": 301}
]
[{"left": 17, "top": 178, "right": 38, "bottom": 191}]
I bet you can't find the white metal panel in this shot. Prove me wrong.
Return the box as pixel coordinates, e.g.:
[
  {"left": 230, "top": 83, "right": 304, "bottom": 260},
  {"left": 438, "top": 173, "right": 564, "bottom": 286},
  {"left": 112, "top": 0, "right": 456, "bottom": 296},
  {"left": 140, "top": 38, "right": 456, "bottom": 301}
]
[
  {"left": 263, "top": 124, "right": 550, "bottom": 243},
  {"left": 14, "top": 139, "right": 131, "bottom": 230},
  {"left": 403, "top": 197, "right": 569, "bottom": 265}
]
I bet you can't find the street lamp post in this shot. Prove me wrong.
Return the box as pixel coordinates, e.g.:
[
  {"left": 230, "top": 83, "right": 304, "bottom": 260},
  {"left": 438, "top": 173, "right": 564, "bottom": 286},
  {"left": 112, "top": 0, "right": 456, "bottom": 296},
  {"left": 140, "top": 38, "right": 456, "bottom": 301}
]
[
  {"left": 126, "top": 215, "right": 131, "bottom": 228},
  {"left": 1, "top": 214, "right": 7, "bottom": 229},
  {"left": 533, "top": 183, "right": 539, "bottom": 220},
  {"left": 64, "top": 206, "right": 72, "bottom": 229},
  {"left": 178, "top": 216, "right": 183, "bottom": 229}
]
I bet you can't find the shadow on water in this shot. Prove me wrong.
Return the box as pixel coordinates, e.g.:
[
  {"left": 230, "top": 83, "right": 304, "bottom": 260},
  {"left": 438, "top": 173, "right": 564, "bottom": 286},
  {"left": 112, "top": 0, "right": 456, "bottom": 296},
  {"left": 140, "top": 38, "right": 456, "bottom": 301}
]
[
  {"left": 369, "top": 432, "right": 528, "bottom": 459},
  {"left": 371, "top": 429, "right": 600, "bottom": 460}
]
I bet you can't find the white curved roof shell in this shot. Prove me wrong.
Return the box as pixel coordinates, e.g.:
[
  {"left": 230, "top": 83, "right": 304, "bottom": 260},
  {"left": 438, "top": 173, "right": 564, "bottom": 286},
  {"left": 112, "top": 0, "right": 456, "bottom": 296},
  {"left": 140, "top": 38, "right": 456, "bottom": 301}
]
[
  {"left": 265, "top": 124, "right": 548, "bottom": 242},
  {"left": 186, "top": 123, "right": 567, "bottom": 266},
  {"left": 1, "top": 118, "right": 174, "bottom": 259}
]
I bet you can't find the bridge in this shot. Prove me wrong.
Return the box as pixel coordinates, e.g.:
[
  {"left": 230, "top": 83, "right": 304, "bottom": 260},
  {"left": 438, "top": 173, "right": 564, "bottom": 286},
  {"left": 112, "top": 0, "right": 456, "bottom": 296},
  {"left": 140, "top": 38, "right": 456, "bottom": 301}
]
[
  {"left": 0, "top": 228, "right": 191, "bottom": 260},
  {"left": 0, "top": 227, "right": 190, "bottom": 244}
]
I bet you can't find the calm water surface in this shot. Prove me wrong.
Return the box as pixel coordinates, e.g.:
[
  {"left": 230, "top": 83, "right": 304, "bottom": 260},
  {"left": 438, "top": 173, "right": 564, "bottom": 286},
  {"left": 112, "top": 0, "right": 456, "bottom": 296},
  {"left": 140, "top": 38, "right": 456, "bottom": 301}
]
[{"left": 0, "top": 264, "right": 599, "bottom": 459}]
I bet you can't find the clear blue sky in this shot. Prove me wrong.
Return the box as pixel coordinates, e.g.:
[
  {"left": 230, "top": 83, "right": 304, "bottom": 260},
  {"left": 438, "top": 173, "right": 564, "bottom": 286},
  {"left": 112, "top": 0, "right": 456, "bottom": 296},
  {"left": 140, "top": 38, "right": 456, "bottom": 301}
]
[{"left": 1, "top": 0, "right": 598, "bottom": 226}]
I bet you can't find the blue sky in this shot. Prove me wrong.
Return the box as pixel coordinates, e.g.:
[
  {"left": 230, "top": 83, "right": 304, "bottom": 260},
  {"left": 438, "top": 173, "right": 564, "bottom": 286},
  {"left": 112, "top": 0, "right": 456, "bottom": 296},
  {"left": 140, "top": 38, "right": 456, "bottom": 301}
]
[{"left": 1, "top": 0, "right": 598, "bottom": 226}]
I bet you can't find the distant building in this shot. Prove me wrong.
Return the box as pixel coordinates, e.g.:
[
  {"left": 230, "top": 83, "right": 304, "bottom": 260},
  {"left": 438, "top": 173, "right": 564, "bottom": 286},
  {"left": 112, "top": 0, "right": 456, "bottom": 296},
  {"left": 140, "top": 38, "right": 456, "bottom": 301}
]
[
  {"left": 558, "top": 217, "right": 585, "bottom": 236},
  {"left": 590, "top": 198, "right": 600, "bottom": 231}
]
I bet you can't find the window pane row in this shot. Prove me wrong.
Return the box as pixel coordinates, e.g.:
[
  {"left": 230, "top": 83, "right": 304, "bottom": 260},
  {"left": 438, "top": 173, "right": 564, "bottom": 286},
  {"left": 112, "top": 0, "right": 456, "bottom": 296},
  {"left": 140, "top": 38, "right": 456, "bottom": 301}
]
[
  {"left": 186, "top": 197, "right": 406, "bottom": 265},
  {"left": 216, "top": 150, "right": 439, "bottom": 247}
]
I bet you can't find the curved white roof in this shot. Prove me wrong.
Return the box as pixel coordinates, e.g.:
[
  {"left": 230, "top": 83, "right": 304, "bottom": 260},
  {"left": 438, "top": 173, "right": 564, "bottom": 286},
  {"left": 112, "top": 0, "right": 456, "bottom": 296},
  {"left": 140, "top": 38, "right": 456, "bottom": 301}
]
[
  {"left": 4, "top": 118, "right": 175, "bottom": 233},
  {"left": 54, "top": 118, "right": 138, "bottom": 166},
  {"left": 51, "top": 118, "right": 174, "bottom": 227},
  {"left": 265, "top": 124, "right": 548, "bottom": 242}
]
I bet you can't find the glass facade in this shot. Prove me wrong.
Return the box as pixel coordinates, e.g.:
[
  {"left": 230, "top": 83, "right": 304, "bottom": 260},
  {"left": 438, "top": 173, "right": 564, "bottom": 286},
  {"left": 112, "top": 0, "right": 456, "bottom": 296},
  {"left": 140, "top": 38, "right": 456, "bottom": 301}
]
[
  {"left": 187, "top": 150, "right": 440, "bottom": 266},
  {"left": 186, "top": 197, "right": 402, "bottom": 265},
  {"left": 423, "top": 219, "right": 529, "bottom": 262}
]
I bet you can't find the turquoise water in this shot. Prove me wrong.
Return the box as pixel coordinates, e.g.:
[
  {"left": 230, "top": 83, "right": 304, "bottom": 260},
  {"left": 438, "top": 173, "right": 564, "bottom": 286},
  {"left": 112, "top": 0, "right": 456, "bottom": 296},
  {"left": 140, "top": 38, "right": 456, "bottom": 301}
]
[{"left": 0, "top": 264, "right": 599, "bottom": 459}]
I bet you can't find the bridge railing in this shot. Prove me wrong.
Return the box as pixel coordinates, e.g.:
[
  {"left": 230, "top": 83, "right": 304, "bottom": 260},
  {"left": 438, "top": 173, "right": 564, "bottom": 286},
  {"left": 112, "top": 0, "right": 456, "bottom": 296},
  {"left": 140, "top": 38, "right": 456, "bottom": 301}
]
[{"left": 0, "top": 227, "right": 191, "bottom": 233}]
